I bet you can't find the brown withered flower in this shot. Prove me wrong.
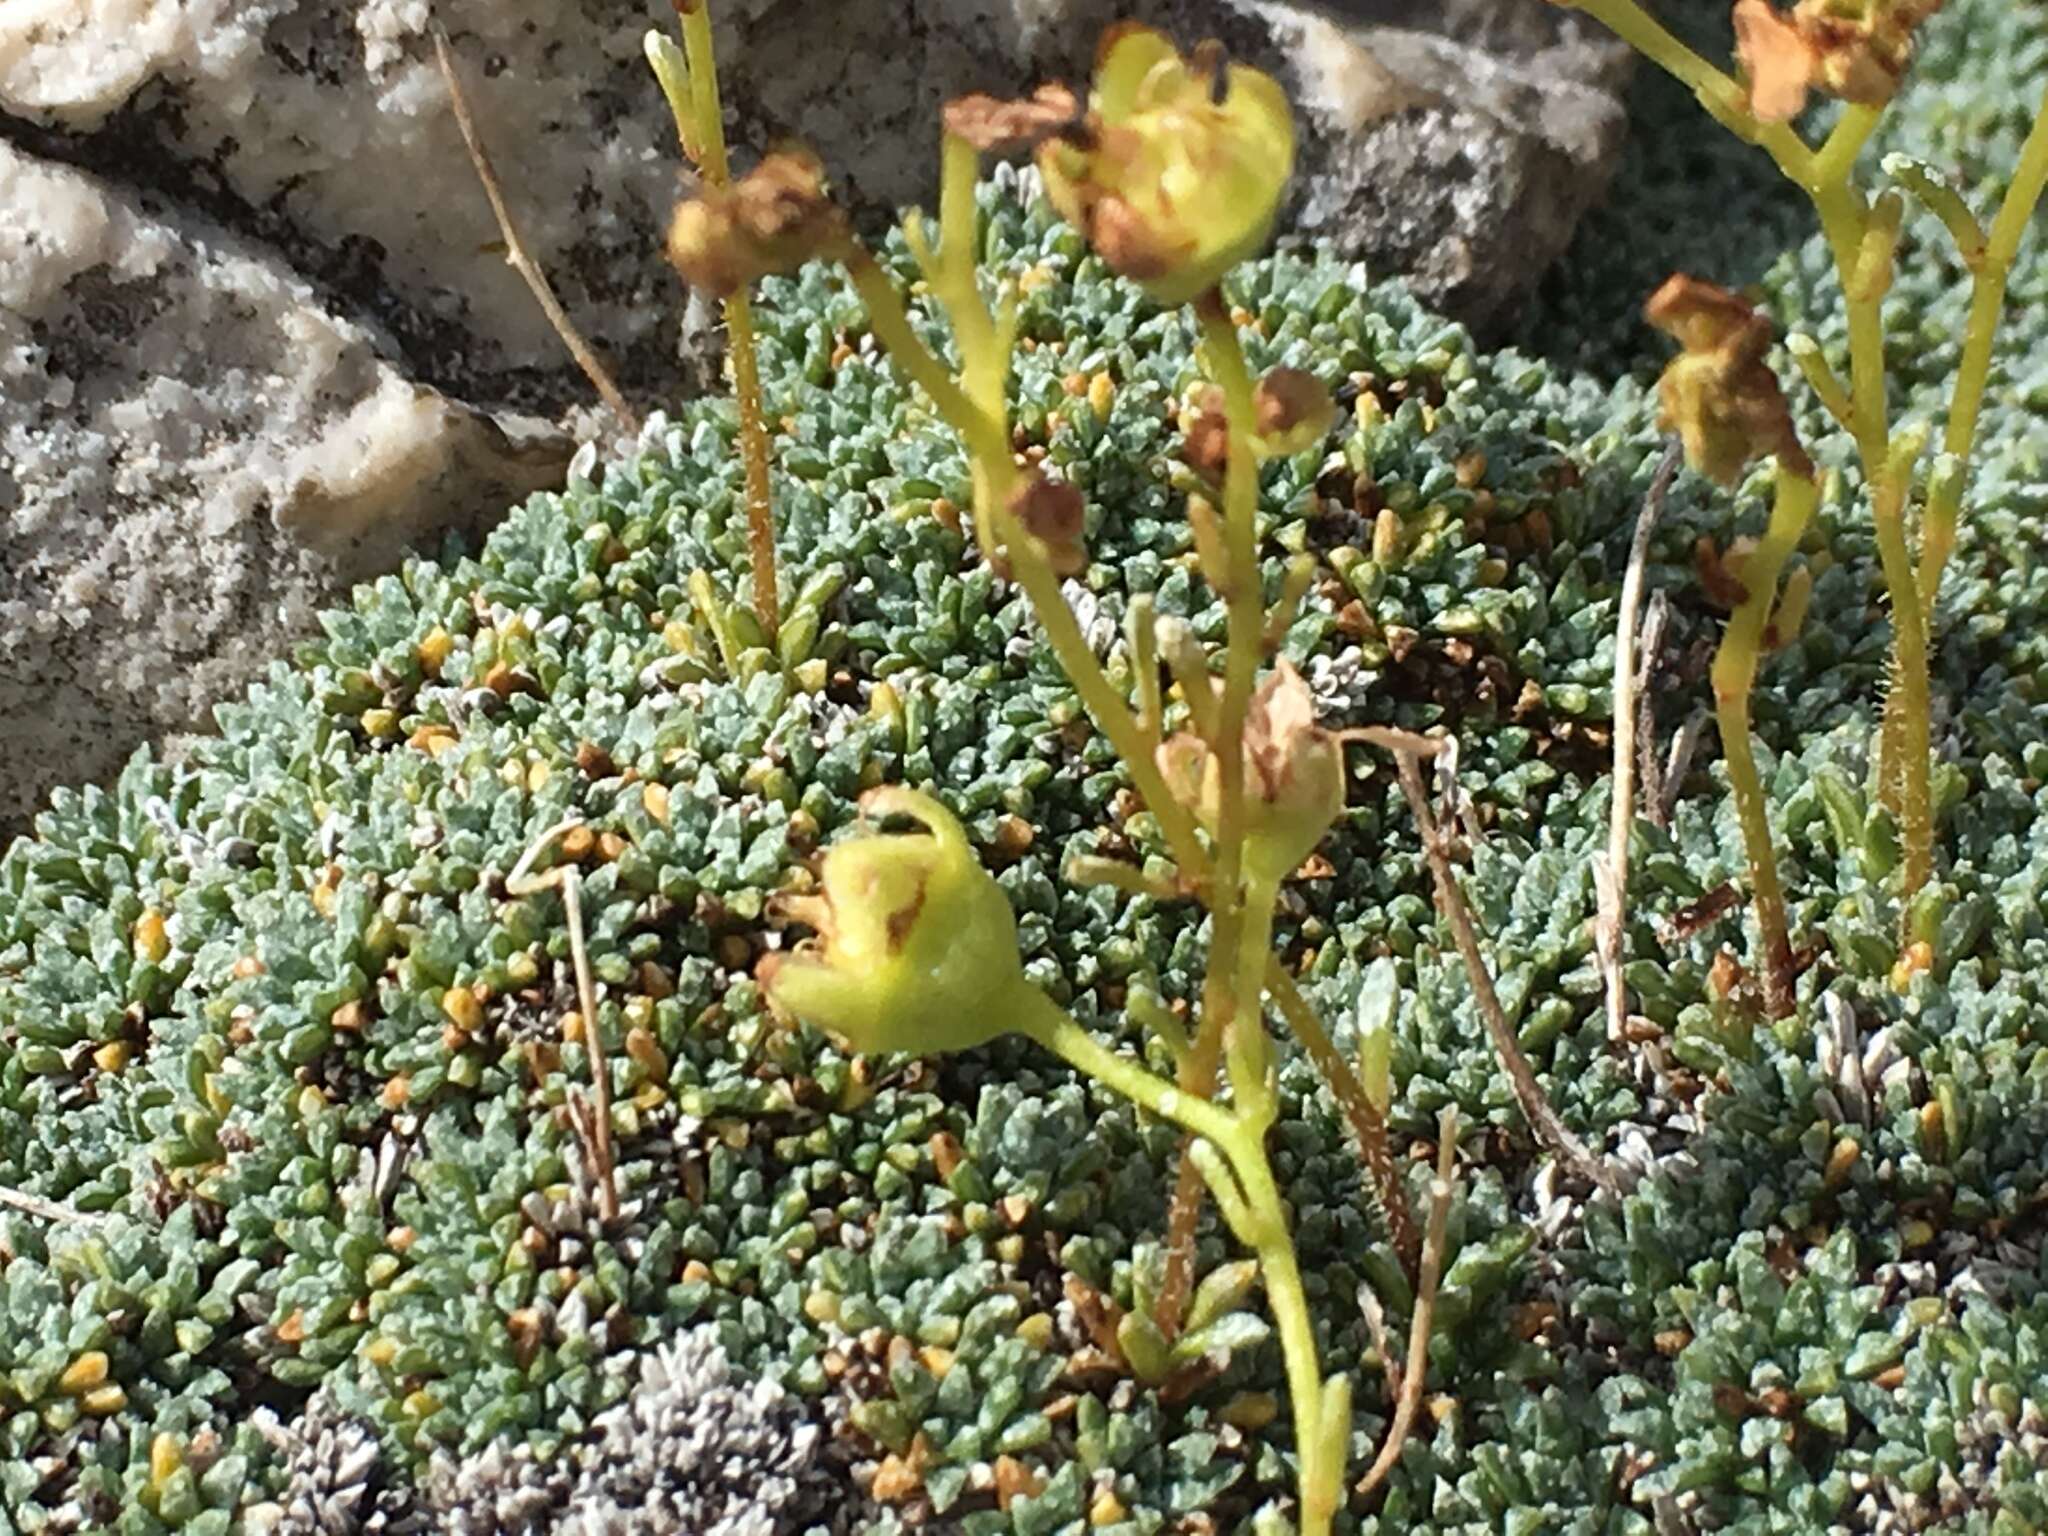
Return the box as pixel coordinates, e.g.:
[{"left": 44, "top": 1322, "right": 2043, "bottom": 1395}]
[
  {"left": 1732, "top": 0, "right": 1946, "bottom": 122},
  {"left": 1252, "top": 367, "right": 1337, "bottom": 456},
  {"left": 1645, "top": 275, "right": 1812, "bottom": 485},
  {"left": 943, "top": 83, "right": 1082, "bottom": 153},
  {"left": 666, "top": 148, "right": 846, "bottom": 298},
  {"left": 1006, "top": 471, "right": 1089, "bottom": 575}
]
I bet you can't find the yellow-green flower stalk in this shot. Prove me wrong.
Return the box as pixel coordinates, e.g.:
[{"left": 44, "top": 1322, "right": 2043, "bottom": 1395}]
[{"left": 1648, "top": 274, "right": 1817, "bottom": 1017}]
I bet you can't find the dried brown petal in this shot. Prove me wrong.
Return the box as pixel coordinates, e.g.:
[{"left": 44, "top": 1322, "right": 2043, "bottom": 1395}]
[
  {"left": 1733, "top": 0, "right": 1819, "bottom": 122},
  {"left": 1645, "top": 275, "right": 1811, "bottom": 484},
  {"left": 943, "top": 83, "right": 1081, "bottom": 152}
]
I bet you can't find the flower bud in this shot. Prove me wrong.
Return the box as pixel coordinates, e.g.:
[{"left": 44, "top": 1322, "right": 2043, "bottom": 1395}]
[
  {"left": 1645, "top": 275, "right": 1811, "bottom": 485},
  {"left": 1252, "top": 367, "right": 1336, "bottom": 457},
  {"left": 759, "top": 788, "right": 1028, "bottom": 1056},
  {"left": 666, "top": 149, "right": 846, "bottom": 298},
  {"left": 1037, "top": 25, "right": 1295, "bottom": 306},
  {"left": 1006, "top": 471, "right": 1089, "bottom": 575},
  {"left": 1155, "top": 661, "right": 1348, "bottom": 884}
]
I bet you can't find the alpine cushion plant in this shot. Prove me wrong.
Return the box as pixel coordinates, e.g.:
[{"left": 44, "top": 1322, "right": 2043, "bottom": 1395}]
[{"left": 5, "top": 1, "right": 2048, "bottom": 1532}]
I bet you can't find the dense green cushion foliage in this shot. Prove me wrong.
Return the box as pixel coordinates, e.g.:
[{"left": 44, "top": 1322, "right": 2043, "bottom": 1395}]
[{"left": 3, "top": 0, "right": 2045, "bottom": 1528}]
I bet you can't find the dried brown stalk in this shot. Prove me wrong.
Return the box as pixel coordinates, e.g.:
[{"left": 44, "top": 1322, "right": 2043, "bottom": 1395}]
[
  {"left": 1355, "top": 1111, "right": 1458, "bottom": 1498},
  {"left": 1354, "top": 727, "right": 1620, "bottom": 1192},
  {"left": 433, "top": 26, "right": 640, "bottom": 435},
  {"left": 508, "top": 821, "right": 621, "bottom": 1224},
  {"left": 1596, "top": 443, "right": 1683, "bottom": 1043},
  {"left": 1269, "top": 966, "right": 1420, "bottom": 1280}
]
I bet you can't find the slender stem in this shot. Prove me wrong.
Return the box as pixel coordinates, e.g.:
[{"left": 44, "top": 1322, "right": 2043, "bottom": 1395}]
[
  {"left": 1370, "top": 735, "right": 1617, "bottom": 1189},
  {"left": 1230, "top": 1141, "right": 1332, "bottom": 1532},
  {"left": 1194, "top": 296, "right": 1268, "bottom": 889},
  {"left": 1709, "top": 466, "right": 1820, "bottom": 1018},
  {"left": 1809, "top": 104, "right": 1884, "bottom": 194},
  {"left": 1228, "top": 876, "right": 1284, "bottom": 1124},
  {"left": 672, "top": 0, "right": 779, "bottom": 638},
  {"left": 1268, "top": 963, "right": 1420, "bottom": 1278},
  {"left": 1012, "top": 987, "right": 1243, "bottom": 1176},
  {"left": 841, "top": 251, "right": 1011, "bottom": 467},
  {"left": 1159, "top": 297, "right": 1272, "bottom": 1331},
  {"left": 1918, "top": 85, "right": 2048, "bottom": 606}
]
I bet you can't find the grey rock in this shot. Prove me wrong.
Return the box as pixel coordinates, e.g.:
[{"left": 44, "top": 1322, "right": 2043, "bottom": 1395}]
[
  {"left": 0, "top": 139, "right": 569, "bottom": 835},
  {"left": 4, "top": 0, "right": 1626, "bottom": 402}
]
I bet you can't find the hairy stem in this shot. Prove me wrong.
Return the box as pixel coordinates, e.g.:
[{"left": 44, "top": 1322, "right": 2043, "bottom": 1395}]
[
  {"left": 664, "top": 0, "right": 780, "bottom": 636},
  {"left": 1811, "top": 181, "right": 1934, "bottom": 899}
]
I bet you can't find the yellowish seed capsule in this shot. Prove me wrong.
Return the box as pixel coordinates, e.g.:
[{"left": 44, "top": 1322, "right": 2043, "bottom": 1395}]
[
  {"left": 364, "top": 1335, "right": 400, "bottom": 1367},
  {"left": 402, "top": 1390, "right": 440, "bottom": 1419},
  {"left": 441, "top": 987, "right": 484, "bottom": 1035},
  {"left": 93, "top": 1041, "right": 130, "bottom": 1074},
  {"left": 60, "top": 1353, "right": 109, "bottom": 1394},
  {"left": 597, "top": 831, "right": 628, "bottom": 863},
  {"left": 642, "top": 782, "right": 671, "bottom": 826},
  {"left": 362, "top": 708, "right": 398, "bottom": 740},
  {"left": 149, "top": 1431, "right": 182, "bottom": 1487},
  {"left": 81, "top": 1385, "right": 127, "bottom": 1416},
  {"left": 133, "top": 910, "right": 169, "bottom": 965},
  {"left": 1090, "top": 1490, "right": 1129, "bottom": 1527},
  {"left": 1014, "top": 1312, "right": 1055, "bottom": 1351},
  {"left": 527, "top": 760, "right": 551, "bottom": 793},
  {"left": 416, "top": 627, "right": 453, "bottom": 677},
  {"left": 1087, "top": 370, "right": 1115, "bottom": 419},
  {"left": 297, "top": 1086, "right": 328, "bottom": 1120}
]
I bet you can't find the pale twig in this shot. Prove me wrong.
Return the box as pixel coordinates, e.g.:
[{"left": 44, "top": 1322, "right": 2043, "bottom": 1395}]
[
  {"left": 0, "top": 1185, "right": 105, "bottom": 1225},
  {"left": 1352, "top": 727, "right": 1621, "bottom": 1192},
  {"left": 1598, "top": 443, "right": 1683, "bottom": 1042},
  {"left": 508, "top": 820, "right": 622, "bottom": 1224},
  {"left": 1355, "top": 1110, "right": 1458, "bottom": 1497},
  {"left": 433, "top": 25, "right": 640, "bottom": 436}
]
